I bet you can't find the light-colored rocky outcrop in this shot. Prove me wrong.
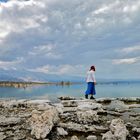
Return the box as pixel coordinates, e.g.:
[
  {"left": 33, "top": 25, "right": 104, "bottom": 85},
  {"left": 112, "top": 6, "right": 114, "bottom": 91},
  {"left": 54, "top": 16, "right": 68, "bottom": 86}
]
[
  {"left": 0, "top": 97, "right": 140, "bottom": 140},
  {"left": 29, "top": 106, "right": 59, "bottom": 139},
  {"left": 103, "top": 118, "right": 129, "bottom": 140}
]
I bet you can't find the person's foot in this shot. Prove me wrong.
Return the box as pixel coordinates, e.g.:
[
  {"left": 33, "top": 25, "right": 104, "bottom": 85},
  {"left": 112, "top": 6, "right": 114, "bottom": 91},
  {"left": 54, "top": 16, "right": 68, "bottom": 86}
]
[
  {"left": 85, "top": 94, "right": 88, "bottom": 99},
  {"left": 90, "top": 96, "right": 95, "bottom": 99}
]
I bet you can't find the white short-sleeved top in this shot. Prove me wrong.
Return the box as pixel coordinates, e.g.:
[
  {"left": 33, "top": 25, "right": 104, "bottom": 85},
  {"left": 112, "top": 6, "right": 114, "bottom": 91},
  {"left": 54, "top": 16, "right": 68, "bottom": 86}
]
[{"left": 86, "top": 70, "right": 96, "bottom": 83}]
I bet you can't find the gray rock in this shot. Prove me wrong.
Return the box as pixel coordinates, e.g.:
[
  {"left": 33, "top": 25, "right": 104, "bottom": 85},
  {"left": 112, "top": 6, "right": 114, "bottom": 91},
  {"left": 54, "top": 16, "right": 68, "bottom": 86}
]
[
  {"left": 77, "top": 101, "right": 102, "bottom": 111},
  {"left": 0, "top": 132, "right": 6, "bottom": 140},
  {"left": 118, "top": 97, "right": 140, "bottom": 103},
  {"left": 138, "top": 135, "right": 140, "bottom": 140},
  {"left": 58, "top": 122, "right": 108, "bottom": 133},
  {"left": 71, "top": 135, "right": 79, "bottom": 140},
  {"left": 107, "top": 111, "right": 122, "bottom": 116},
  {"left": 110, "top": 118, "right": 129, "bottom": 140},
  {"left": 76, "top": 110, "right": 99, "bottom": 124},
  {"left": 107, "top": 100, "right": 129, "bottom": 112},
  {"left": 131, "top": 137, "right": 137, "bottom": 140},
  {"left": 0, "top": 116, "right": 21, "bottom": 126},
  {"left": 102, "top": 131, "right": 116, "bottom": 140},
  {"left": 62, "top": 100, "right": 78, "bottom": 107},
  {"left": 86, "top": 135, "right": 97, "bottom": 140},
  {"left": 132, "top": 127, "right": 140, "bottom": 134},
  {"left": 96, "top": 98, "right": 114, "bottom": 104},
  {"left": 56, "top": 127, "right": 68, "bottom": 136}
]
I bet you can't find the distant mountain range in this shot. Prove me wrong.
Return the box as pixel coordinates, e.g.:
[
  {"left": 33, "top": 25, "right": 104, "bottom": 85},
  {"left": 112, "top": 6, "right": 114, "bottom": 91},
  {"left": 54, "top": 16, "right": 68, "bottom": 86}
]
[
  {"left": 0, "top": 69, "right": 140, "bottom": 84},
  {"left": 0, "top": 69, "right": 85, "bottom": 82}
]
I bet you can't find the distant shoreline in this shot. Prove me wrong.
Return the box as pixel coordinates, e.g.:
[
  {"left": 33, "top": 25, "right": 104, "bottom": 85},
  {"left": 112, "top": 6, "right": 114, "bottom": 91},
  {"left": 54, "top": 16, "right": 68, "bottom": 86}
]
[
  {"left": 0, "top": 80, "right": 140, "bottom": 88},
  {"left": 0, "top": 81, "right": 83, "bottom": 88}
]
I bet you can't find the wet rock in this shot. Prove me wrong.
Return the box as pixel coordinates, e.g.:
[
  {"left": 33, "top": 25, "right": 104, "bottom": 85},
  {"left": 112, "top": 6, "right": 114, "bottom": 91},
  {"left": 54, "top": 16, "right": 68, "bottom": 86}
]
[
  {"left": 56, "top": 127, "right": 68, "bottom": 136},
  {"left": 86, "top": 135, "right": 97, "bottom": 140},
  {"left": 29, "top": 106, "right": 59, "bottom": 139},
  {"left": 71, "top": 135, "right": 79, "bottom": 140}
]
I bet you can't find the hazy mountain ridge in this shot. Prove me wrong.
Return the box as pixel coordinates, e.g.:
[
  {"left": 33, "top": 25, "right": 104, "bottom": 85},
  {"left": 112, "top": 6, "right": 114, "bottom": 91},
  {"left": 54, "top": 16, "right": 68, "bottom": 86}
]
[{"left": 0, "top": 70, "right": 140, "bottom": 83}]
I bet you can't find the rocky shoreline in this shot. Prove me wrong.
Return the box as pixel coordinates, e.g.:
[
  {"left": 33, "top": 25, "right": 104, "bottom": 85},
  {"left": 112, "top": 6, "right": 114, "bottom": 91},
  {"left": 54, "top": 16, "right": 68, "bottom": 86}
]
[{"left": 0, "top": 97, "right": 140, "bottom": 140}]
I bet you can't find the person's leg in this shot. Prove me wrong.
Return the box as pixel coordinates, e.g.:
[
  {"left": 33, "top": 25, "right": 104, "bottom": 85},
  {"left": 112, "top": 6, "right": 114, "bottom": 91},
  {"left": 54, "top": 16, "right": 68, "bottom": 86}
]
[
  {"left": 90, "top": 94, "right": 95, "bottom": 99},
  {"left": 85, "top": 94, "right": 88, "bottom": 99},
  {"left": 90, "top": 83, "right": 96, "bottom": 99},
  {"left": 85, "top": 82, "right": 92, "bottom": 99}
]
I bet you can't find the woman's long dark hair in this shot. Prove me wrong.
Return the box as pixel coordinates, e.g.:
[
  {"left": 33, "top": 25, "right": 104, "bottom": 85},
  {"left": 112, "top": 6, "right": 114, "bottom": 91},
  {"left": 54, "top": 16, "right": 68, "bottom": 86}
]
[{"left": 90, "top": 65, "right": 95, "bottom": 71}]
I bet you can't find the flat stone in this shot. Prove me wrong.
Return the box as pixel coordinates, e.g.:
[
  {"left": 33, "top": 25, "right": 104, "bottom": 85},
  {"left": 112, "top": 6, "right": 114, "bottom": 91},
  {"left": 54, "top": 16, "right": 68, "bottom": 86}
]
[
  {"left": 77, "top": 102, "right": 102, "bottom": 111},
  {"left": 0, "top": 116, "right": 21, "bottom": 126},
  {"left": 86, "top": 135, "right": 97, "bottom": 140}
]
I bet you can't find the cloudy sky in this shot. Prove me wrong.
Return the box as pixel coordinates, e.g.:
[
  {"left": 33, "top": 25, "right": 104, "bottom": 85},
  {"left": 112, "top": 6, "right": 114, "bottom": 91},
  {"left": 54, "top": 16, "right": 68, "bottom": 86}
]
[{"left": 0, "top": 0, "right": 140, "bottom": 80}]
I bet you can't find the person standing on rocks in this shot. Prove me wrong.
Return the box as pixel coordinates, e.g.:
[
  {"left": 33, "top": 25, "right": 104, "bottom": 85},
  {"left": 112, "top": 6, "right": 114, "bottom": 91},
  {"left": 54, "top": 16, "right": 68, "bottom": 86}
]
[{"left": 85, "top": 65, "right": 96, "bottom": 99}]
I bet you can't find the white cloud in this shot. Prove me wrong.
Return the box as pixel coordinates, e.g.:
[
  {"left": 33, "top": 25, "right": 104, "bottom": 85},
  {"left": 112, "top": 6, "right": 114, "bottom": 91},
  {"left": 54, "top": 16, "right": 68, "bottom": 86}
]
[
  {"left": 0, "top": 57, "right": 23, "bottom": 70},
  {"left": 121, "top": 45, "right": 140, "bottom": 53},
  {"left": 112, "top": 57, "right": 140, "bottom": 65},
  {"left": 28, "top": 64, "right": 84, "bottom": 75}
]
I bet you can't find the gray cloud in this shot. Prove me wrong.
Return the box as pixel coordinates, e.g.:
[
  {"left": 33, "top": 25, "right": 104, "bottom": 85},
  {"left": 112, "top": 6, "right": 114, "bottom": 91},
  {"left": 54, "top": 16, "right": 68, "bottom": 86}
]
[{"left": 0, "top": 0, "right": 140, "bottom": 79}]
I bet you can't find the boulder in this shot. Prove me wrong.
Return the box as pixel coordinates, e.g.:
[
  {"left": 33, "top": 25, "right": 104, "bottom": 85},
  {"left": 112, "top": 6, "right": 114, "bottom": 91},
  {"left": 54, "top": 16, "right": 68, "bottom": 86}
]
[{"left": 29, "top": 105, "right": 59, "bottom": 139}]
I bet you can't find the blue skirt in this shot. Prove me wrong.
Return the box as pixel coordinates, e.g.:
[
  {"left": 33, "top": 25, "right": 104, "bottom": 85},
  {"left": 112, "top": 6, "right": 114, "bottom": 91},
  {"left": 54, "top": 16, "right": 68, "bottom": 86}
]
[{"left": 85, "top": 82, "right": 96, "bottom": 95}]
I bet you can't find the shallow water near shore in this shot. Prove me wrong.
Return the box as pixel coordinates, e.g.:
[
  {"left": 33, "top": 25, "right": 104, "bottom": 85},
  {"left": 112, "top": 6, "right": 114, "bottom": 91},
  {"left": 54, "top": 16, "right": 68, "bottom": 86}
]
[{"left": 0, "top": 82, "right": 139, "bottom": 102}]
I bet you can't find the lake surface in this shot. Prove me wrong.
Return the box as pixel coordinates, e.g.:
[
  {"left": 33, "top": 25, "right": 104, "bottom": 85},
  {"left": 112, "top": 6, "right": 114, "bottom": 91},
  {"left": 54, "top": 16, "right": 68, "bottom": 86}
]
[{"left": 0, "top": 82, "right": 140, "bottom": 102}]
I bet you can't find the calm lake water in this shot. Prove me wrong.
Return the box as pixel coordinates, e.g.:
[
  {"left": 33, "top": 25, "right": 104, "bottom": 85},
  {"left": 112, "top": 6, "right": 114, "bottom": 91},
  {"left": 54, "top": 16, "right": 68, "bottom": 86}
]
[{"left": 0, "top": 82, "right": 140, "bottom": 102}]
